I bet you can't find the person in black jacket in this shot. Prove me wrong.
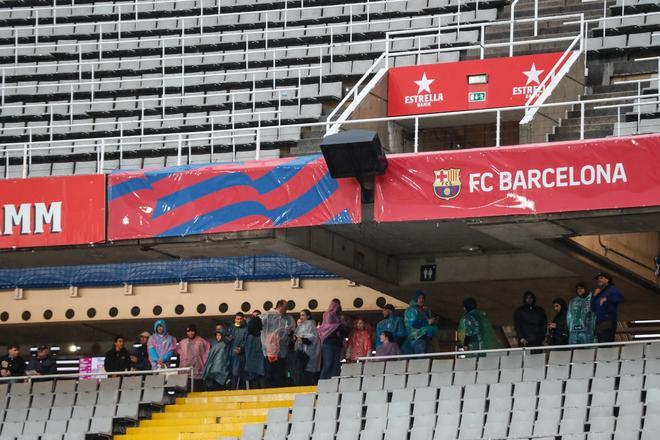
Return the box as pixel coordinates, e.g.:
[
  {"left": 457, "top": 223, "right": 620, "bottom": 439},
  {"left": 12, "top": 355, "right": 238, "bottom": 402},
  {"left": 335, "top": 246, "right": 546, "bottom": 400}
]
[
  {"left": 547, "top": 298, "right": 569, "bottom": 346},
  {"left": 130, "top": 332, "right": 152, "bottom": 371},
  {"left": 104, "top": 336, "right": 131, "bottom": 373},
  {"left": 27, "top": 345, "right": 57, "bottom": 376},
  {"left": 0, "top": 344, "right": 26, "bottom": 379},
  {"left": 513, "top": 291, "right": 547, "bottom": 347}
]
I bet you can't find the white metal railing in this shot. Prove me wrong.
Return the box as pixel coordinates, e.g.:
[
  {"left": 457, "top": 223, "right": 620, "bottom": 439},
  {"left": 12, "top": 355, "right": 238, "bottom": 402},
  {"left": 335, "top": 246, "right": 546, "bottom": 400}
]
[
  {"left": 356, "top": 338, "right": 660, "bottom": 362},
  {"left": 0, "top": 86, "right": 300, "bottom": 122},
  {"left": 1, "top": 90, "right": 657, "bottom": 179},
  {"left": 0, "top": 62, "right": 323, "bottom": 106},
  {"left": 5, "top": 0, "right": 415, "bottom": 44},
  {"left": 326, "top": 12, "right": 584, "bottom": 134},
  {"left": 4, "top": 13, "right": 445, "bottom": 64},
  {"left": 0, "top": 366, "right": 195, "bottom": 389}
]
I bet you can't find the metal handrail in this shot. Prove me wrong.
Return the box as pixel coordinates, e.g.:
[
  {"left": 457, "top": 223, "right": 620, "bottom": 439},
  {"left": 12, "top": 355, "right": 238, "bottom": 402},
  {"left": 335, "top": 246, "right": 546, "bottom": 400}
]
[
  {"left": 6, "top": 0, "right": 411, "bottom": 41},
  {"left": 0, "top": 366, "right": 195, "bottom": 390},
  {"left": 356, "top": 338, "right": 660, "bottom": 362},
  {"left": 2, "top": 91, "right": 658, "bottom": 179},
  {"left": 7, "top": 14, "right": 443, "bottom": 58},
  {"left": 1, "top": 92, "right": 656, "bottom": 152}
]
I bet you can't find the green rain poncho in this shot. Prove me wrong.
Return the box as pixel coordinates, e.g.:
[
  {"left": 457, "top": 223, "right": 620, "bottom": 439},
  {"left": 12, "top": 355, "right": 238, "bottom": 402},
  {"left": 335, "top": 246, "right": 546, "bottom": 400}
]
[
  {"left": 202, "top": 334, "right": 230, "bottom": 389},
  {"left": 458, "top": 298, "right": 502, "bottom": 355},
  {"left": 567, "top": 293, "right": 595, "bottom": 345},
  {"left": 404, "top": 290, "right": 437, "bottom": 341}
]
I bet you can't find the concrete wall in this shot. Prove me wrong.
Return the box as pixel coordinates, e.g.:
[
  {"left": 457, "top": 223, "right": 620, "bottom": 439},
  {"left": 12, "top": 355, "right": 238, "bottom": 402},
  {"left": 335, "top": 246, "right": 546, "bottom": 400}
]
[
  {"left": 0, "top": 279, "right": 406, "bottom": 326},
  {"left": 571, "top": 232, "right": 660, "bottom": 285},
  {"left": 519, "top": 53, "right": 586, "bottom": 144}
]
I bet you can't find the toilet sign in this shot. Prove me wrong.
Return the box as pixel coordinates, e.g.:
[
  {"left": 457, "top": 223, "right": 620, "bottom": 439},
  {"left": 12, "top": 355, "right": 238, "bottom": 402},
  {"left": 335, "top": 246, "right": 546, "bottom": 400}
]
[{"left": 420, "top": 264, "right": 437, "bottom": 282}]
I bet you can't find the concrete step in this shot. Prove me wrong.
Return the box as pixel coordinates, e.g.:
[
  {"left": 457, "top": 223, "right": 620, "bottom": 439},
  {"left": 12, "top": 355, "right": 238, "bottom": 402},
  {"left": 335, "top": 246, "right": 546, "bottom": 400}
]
[
  {"left": 560, "top": 115, "right": 619, "bottom": 127},
  {"left": 549, "top": 129, "right": 613, "bottom": 142},
  {"left": 554, "top": 121, "right": 615, "bottom": 133},
  {"left": 591, "top": 82, "right": 644, "bottom": 94},
  {"left": 566, "top": 106, "right": 634, "bottom": 117}
]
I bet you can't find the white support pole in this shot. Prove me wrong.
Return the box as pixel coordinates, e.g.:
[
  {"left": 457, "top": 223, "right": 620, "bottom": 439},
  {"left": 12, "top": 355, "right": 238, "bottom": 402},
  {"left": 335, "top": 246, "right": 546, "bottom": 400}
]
[
  {"left": 496, "top": 110, "right": 501, "bottom": 147},
  {"left": 413, "top": 117, "right": 419, "bottom": 153},
  {"left": 22, "top": 142, "right": 28, "bottom": 178},
  {"left": 580, "top": 101, "right": 585, "bottom": 140},
  {"left": 177, "top": 134, "right": 182, "bottom": 166}
]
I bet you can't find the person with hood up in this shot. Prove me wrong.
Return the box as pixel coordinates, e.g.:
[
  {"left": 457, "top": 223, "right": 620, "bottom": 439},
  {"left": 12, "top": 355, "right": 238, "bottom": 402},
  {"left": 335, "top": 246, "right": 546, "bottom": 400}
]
[
  {"left": 458, "top": 298, "right": 502, "bottom": 354},
  {"left": 547, "top": 298, "right": 569, "bottom": 346},
  {"left": 261, "top": 299, "right": 296, "bottom": 387},
  {"left": 346, "top": 318, "right": 373, "bottom": 361},
  {"left": 375, "top": 304, "right": 407, "bottom": 349},
  {"left": 592, "top": 272, "right": 624, "bottom": 343},
  {"left": 404, "top": 290, "right": 438, "bottom": 354},
  {"left": 203, "top": 327, "right": 231, "bottom": 390},
  {"left": 567, "top": 282, "right": 596, "bottom": 345},
  {"left": 513, "top": 291, "right": 547, "bottom": 347},
  {"left": 318, "top": 299, "right": 348, "bottom": 380},
  {"left": 177, "top": 324, "right": 210, "bottom": 390},
  {"left": 226, "top": 312, "right": 249, "bottom": 390},
  {"left": 293, "top": 309, "right": 321, "bottom": 386},
  {"left": 244, "top": 314, "right": 265, "bottom": 389},
  {"left": 148, "top": 319, "right": 177, "bottom": 369}
]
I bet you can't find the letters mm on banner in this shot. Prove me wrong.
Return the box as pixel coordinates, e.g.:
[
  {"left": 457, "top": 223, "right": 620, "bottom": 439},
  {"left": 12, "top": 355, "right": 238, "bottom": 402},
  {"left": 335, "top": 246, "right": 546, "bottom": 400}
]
[
  {"left": 0, "top": 175, "right": 106, "bottom": 249},
  {"left": 375, "top": 134, "right": 660, "bottom": 222}
]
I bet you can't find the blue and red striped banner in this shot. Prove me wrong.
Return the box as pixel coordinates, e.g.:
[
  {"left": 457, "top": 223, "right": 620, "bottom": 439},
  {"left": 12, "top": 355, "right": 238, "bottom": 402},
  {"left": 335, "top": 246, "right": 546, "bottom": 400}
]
[{"left": 108, "top": 155, "right": 361, "bottom": 240}]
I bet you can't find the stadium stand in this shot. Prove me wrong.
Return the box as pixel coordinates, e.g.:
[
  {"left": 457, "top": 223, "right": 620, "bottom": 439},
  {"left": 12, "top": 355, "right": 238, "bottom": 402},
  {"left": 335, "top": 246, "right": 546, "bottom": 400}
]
[
  {"left": 245, "top": 341, "right": 660, "bottom": 440},
  {"left": 0, "top": 370, "right": 189, "bottom": 439},
  {"left": 0, "top": 0, "right": 506, "bottom": 177}
]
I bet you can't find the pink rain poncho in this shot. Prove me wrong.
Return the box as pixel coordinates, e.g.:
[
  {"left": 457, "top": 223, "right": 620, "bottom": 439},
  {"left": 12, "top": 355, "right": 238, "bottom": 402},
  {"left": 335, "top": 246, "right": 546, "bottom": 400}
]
[
  {"left": 177, "top": 335, "right": 211, "bottom": 379},
  {"left": 147, "top": 319, "right": 177, "bottom": 369}
]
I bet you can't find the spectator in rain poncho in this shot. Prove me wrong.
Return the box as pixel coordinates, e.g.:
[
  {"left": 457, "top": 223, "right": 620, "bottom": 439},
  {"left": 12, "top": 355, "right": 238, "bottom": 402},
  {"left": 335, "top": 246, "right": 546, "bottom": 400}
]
[
  {"left": 547, "top": 298, "right": 569, "bottom": 346},
  {"left": 567, "top": 282, "right": 596, "bottom": 345},
  {"left": 458, "top": 298, "right": 502, "bottom": 355},
  {"left": 244, "top": 314, "right": 265, "bottom": 389},
  {"left": 404, "top": 290, "right": 438, "bottom": 354},
  {"left": 318, "top": 299, "right": 348, "bottom": 380},
  {"left": 203, "top": 328, "right": 231, "bottom": 390},
  {"left": 177, "top": 324, "right": 211, "bottom": 389},
  {"left": 292, "top": 309, "right": 321, "bottom": 386},
  {"left": 261, "top": 299, "right": 296, "bottom": 388},
  {"left": 147, "top": 319, "right": 177, "bottom": 369},
  {"left": 375, "top": 304, "right": 407, "bottom": 349},
  {"left": 225, "top": 312, "right": 249, "bottom": 390},
  {"left": 346, "top": 318, "right": 373, "bottom": 361}
]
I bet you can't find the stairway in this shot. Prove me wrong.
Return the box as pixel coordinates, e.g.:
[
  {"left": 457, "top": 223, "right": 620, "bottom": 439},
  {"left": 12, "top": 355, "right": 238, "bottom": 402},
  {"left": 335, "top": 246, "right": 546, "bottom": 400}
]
[
  {"left": 116, "top": 386, "right": 316, "bottom": 440},
  {"left": 548, "top": 79, "right": 640, "bottom": 142}
]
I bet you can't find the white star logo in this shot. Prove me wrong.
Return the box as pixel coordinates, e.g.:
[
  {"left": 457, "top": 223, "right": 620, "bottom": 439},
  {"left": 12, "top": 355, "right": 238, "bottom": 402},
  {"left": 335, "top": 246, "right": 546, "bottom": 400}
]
[
  {"left": 523, "top": 63, "right": 544, "bottom": 85},
  {"left": 414, "top": 72, "right": 435, "bottom": 94}
]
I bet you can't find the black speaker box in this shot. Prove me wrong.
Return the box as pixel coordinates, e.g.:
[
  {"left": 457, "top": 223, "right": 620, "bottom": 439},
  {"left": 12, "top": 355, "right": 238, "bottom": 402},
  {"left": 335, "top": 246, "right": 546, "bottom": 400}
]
[{"left": 319, "top": 130, "right": 388, "bottom": 179}]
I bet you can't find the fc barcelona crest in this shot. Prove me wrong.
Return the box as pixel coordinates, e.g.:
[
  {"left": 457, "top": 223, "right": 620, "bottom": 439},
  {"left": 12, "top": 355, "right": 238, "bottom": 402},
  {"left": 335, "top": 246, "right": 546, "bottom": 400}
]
[{"left": 433, "top": 168, "right": 461, "bottom": 200}]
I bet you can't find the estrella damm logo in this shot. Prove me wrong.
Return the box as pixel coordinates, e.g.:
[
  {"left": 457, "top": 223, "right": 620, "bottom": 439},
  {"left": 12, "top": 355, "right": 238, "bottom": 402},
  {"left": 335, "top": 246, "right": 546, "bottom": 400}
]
[{"left": 433, "top": 168, "right": 461, "bottom": 200}]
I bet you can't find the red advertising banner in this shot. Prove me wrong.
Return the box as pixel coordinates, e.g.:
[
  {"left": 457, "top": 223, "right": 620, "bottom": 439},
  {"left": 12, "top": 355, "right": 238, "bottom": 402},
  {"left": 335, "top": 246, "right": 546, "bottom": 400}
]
[
  {"left": 108, "top": 155, "right": 361, "bottom": 240},
  {"left": 387, "top": 52, "right": 568, "bottom": 116},
  {"left": 0, "top": 175, "right": 106, "bottom": 249},
  {"left": 375, "top": 134, "right": 660, "bottom": 222}
]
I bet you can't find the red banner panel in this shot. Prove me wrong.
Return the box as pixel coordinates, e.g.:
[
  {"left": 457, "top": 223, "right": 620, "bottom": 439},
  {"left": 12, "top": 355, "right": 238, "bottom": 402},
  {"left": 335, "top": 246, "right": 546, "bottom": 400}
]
[
  {"left": 0, "top": 175, "right": 106, "bottom": 249},
  {"left": 108, "top": 155, "right": 361, "bottom": 240},
  {"left": 375, "top": 134, "right": 660, "bottom": 222},
  {"left": 388, "top": 52, "right": 568, "bottom": 116}
]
